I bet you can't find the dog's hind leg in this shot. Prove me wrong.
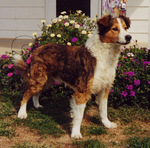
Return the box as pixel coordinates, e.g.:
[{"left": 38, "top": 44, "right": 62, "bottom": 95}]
[
  {"left": 18, "top": 64, "right": 48, "bottom": 119},
  {"left": 18, "top": 89, "right": 33, "bottom": 119},
  {"left": 32, "top": 77, "right": 54, "bottom": 109},
  {"left": 32, "top": 93, "right": 43, "bottom": 108}
]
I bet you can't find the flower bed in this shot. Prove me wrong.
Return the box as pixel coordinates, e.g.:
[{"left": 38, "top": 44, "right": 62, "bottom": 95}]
[
  {"left": 109, "top": 46, "right": 150, "bottom": 108},
  {"left": 0, "top": 11, "right": 150, "bottom": 109}
]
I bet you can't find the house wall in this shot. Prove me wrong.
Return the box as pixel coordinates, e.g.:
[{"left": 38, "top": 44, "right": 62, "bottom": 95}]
[
  {"left": 0, "top": 0, "right": 46, "bottom": 38},
  {"left": 0, "top": 0, "right": 150, "bottom": 48},
  {"left": 126, "top": 0, "right": 150, "bottom": 47}
]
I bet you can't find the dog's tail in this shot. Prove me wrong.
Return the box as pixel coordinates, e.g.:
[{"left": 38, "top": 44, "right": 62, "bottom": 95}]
[{"left": 13, "top": 54, "right": 28, "bottom": 79}]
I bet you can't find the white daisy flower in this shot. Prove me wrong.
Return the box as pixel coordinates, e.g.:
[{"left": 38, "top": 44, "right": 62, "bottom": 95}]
[
  {"left": 57, "top": 34, "right": 61, "bottom": 38},
  {"left": 61, "top": 11, "right": 67, "bottom": 15},
  {"left": 88, "top": 33, "right": 93, "bottom": 38},
  {"left": 29, "top": 43, "right": 33, "bottom": 47},
  {"left": 64, "top": 22, "right": 69, "bottom": 27},
  {"left": 58, "top": 19, "right": 62, "bottom": 22},
  {"left": 47, "top": 24, "right": 52, "bottom": 28},
  {"left": 50, "top": 33, "right": 55, "bottom": 37},
  {"left": 76, "top": 10, "right": 82, "bottom": 14},
  {"left": 52, "top": 19, "right": 57, "bottom": 23},
  {"left": 70, "top": 20, "right": 75, "bottom": 24},
  {"left": 64, "top": 15, "right": 69, "bottom": 19},
  {"left": 67, "top": 42, "right": 71, "bottom": 46},
  {"left": 81, "top": 30, "right": 87, "bottom": 34},
  {"left": 59, "top": 15, "right": 63, "bottom": 19},
  {"left": 41, "top": 20, "right": 46, "bottom": 24},
  {"left": 82, "top": 13, "right": 85, "bottom": 16},
  {"left": 32, "top": 32, "right": 37, "bottom": 36},
  {"left": 75, "top": 24, "right": 80, "bottom": 28},
  {"left": 92, "top": 18, "right": 96, "bottom": 22}
]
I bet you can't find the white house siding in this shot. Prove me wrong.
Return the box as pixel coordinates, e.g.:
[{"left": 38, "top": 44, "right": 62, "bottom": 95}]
[
  {"left": 0, "top": 0, "right": 150, "bottom": 48},
  {"left": 126, "top": 0, "right": 150, "bottom": 47},
  {"left": 0, "top": 0, "right": 45, "bottom": 38}
]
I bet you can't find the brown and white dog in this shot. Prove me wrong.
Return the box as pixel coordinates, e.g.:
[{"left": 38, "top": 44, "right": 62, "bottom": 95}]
[{"left": 13, "top": 15, "right": 131, "bottom": 139}]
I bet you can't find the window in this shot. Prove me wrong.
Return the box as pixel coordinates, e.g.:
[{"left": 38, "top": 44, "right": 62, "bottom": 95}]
[{"left": 56, "top": 0, "right": 90, "bottom": 17}]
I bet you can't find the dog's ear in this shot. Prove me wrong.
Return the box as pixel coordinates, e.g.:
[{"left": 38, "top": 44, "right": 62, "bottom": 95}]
[
  {"left": 97, "top": 15, "right": 112, "bottom": 27},
  {"left": 119, "top": 15, "right": 131, "bottom": 29},
  {"left": 97, "top": 15, "right": 112, "bottom": 36}
]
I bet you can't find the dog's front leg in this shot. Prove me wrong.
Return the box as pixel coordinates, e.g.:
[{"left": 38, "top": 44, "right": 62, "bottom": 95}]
[
  {"left": 97, "top": 88, "right": 117, "bottom": 128},
  {"left": 70, "top": 98, "right": 86, "bottom": 139}
]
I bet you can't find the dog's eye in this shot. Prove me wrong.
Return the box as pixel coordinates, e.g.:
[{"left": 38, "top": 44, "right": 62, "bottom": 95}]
[
  {"left": 112, "top": 27, "right": 118, "bottom": 31},
  {"left": 124, "top": 27, "right": 127, "bottom": 30}
]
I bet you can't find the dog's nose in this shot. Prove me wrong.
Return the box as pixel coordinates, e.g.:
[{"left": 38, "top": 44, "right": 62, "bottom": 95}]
[{"left": 125, "top": 35, "right": 132, "bottom": 42}]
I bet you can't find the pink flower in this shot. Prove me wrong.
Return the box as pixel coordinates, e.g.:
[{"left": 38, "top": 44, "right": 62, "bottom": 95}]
[
  {"left": 130, "top": 91, "right": 135, "bottom": 96},
  {"left": 7, "top": 72, "right": 13, "bottom": 77},
  {"left": 55, "top": 82, "right": 59, "bottom": 85},
  {"left": 8, "top": 64, "right": 13, "bottom": 69},
  {"left": 123, "top": 56, "right": 127, "bottom": 59},
  {"left": 148, "top": 81, "right": 150, "bottom": 84},
  {"left": 29, "top": 54, "right": 32, "bottom": 58},
  {"left": 134, "top": 80, "right": 140, "bottom": 86},
  {"left": 127, "top": 71, "right": 135, "bottom": 78},
  {"left": 80, "top": 23, "right": 84, "bottom": 26},
  {"left": 72, "top": 37, "right": 78, "bottom": 43},
  {"left": 35, "top": 43, "right": 38, "bottom": 48},
  {"left": 15, "top": 70, "right": 18, "bottom": 75},
  {"left": 126, "top": 85, "right": 133, "bottom": 90},
  {"left": 121, "top": 91, "right": 128, "bottom": 97},
  {"left": 26, "top": 58, "right": 31, "bottom": 64},
  {"left": 1, "top": 54, "right": 9, "bottom": 59},
  {"left": 24, "top": 51, "right": 28, "bottom": 54},
  {"left": 132, "top": 58, "right": 137, "bottom": 62},
  {"left": 28, "top": 48, "right": 32, "bottom": 51},
  {"left": 109, "top": 90, "right": 114, "bottom": 93},
  {"left": 143, "top": 61, "right": 150, "bottom": 68},
  {"left": 117, "top": 63, "right": 121, "bottom": 67}
]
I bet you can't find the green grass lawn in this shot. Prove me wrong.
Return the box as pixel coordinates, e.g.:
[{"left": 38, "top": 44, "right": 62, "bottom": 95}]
[{"left": 0, "top": 89, "right": 150, "bottom": 148}]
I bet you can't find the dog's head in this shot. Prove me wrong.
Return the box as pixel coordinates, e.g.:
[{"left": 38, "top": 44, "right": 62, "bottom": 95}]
[{"left": 97, "top": 15, "right": 132, "bottom": 45}]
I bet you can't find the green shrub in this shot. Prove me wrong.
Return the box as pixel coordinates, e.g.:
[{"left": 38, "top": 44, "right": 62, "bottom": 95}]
[
  {"left": 0, "top": 55, "right": 27, "bottom": 92},
  {"left": 109, "top": 47, "right": 150, "bottom": 109}
]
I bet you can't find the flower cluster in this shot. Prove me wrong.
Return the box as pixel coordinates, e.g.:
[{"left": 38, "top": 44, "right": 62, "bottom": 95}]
[
  {"left": 30, "top": 10, "right": 96, "bottom": 48},
  {"left": 109, "top": 46, "right": 150, "bottom": 108},
  {"left": 1, "top": 57, "right": 18, "bottom": 78}
]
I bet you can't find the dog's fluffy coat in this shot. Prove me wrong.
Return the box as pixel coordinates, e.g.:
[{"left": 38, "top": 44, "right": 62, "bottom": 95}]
[{"left": 14, "top": 15, "right": 131, "bottom": 139}]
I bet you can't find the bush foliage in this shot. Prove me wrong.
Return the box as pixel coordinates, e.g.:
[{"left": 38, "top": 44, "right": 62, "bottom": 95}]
[
  {"left": 109, "top": 46, "right": 150, "bottom": 108},
  {"left": 0, "top": 11, "right": 150, "bottom": 109}
]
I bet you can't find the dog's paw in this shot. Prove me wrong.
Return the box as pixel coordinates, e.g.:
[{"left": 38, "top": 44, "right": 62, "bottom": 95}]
[
  {"left": 34, "top": 104, "right": 43, "bottom": 109},
  {"left": 17, "top": 111, "right": 27, "bottom": 119},
  {"left": 103, "top": 120, "right": 117, "bottom": 129},
  {"left": 71, "top": 126, "right": 82, "bottom": 139},
  {"left": 17, "top": 104, "right": 27, "bottom": 119},
  {"left": 71, "top": 132, "right": 82, "bottom": 139}
]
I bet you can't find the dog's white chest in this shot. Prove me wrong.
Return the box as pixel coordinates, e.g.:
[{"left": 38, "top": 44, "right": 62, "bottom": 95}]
[{"left": 91, "top": 49, "right": 120, "bottom": 94}]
